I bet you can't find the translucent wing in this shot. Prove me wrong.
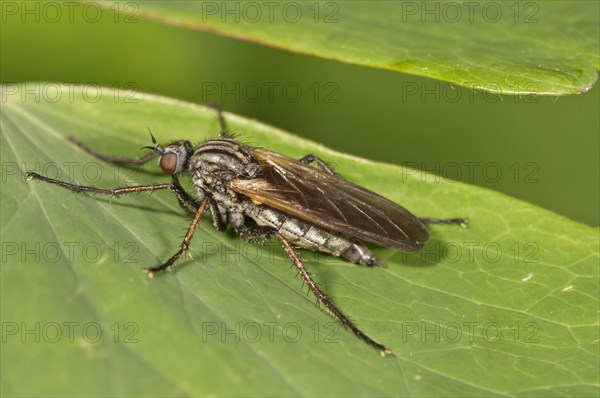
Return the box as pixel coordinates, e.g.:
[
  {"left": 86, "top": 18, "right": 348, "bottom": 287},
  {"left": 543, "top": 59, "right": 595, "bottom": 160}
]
[{"left": 231, "top": 148, "right": 428, "bottom": 250}]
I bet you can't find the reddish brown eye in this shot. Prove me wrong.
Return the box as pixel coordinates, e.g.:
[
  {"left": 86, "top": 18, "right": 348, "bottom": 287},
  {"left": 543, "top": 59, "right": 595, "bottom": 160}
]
[{"left": 159, "top": 153, "right": 177, "bottom": 174}]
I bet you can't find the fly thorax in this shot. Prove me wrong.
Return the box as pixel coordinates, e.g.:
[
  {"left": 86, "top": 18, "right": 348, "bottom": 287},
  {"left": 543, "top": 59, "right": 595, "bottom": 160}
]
[{"left": 189, "top": 139, "right": 260, "bottom": 197}]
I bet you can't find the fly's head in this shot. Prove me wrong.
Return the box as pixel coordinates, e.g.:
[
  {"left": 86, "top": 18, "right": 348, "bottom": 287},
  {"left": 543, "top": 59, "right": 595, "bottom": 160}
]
[{"left": 144, "top": 132, "right": 193, "bottom": 176}]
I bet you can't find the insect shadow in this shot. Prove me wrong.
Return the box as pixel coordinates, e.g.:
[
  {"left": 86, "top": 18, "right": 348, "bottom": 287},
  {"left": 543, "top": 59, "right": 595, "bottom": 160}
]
[{"left": 390, "top": 236, "right": 464, "bottom": 268}]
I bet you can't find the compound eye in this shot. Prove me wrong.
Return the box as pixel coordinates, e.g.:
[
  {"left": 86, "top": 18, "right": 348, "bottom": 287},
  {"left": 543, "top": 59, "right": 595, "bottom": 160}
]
[{"left": 159, "top": 153, "right": 177, "bottom": 174}]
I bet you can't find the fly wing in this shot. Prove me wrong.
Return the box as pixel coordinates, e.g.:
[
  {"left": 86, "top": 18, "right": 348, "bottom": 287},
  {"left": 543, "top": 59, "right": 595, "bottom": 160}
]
[{"left": 231, "top": 148, "right": 428, "bottom": 250}]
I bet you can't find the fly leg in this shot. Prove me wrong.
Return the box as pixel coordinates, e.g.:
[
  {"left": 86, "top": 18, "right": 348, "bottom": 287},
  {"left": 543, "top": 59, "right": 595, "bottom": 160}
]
[
  {"left": 298, "top": 154, "right": 337, "bottom": 176},
  {"left": 276, "top": 233, "right": 392, "bottom": 357},
  {"left": 26, "top": 171, "right": 173, "bottom": 196},
  {"left": 204, "top": 103, "right": 229, "bottom": 137},
  {"left": 144, "top": 197, "right": 210, "bottom": 277},
  {"left": 420, "top": 217, "right": 468, "bottom": 227},
  {"left": 172, "top": 183, "right": 226, "bottom": 231},
  {"left": 27, "top": 171, "right": 210, "bottom": 277},
  {"left": 207, "top": 198, "right": 227, "bottom": 231},
  {"left": 27, "top": 172, "right": 198, "bottom": 214},
  {"left": 67, "top": 136, "right": 159, "bottom": 166},
  {"left": 170, "top": 175, "right": 201, "bottom": 214}
]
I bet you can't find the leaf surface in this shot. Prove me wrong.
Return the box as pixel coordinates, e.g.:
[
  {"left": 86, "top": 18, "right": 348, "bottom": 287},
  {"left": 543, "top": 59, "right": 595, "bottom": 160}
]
[
  {"left": 102, "top": 0, "right": 600, "bottom": 95},
  {"left": 1, "top": 84, "right": 598, "bottom": 396}
]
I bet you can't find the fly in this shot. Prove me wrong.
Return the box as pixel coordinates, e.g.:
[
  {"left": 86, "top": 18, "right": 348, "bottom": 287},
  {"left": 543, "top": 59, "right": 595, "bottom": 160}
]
[{"left": 26, "top": 106, "right": 467, "bottom": 356}]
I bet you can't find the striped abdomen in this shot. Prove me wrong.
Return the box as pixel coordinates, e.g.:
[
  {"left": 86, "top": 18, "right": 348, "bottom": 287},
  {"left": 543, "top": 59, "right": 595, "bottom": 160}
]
[{"left": 247, "top": 205, "right": 381, "bottom": 266}]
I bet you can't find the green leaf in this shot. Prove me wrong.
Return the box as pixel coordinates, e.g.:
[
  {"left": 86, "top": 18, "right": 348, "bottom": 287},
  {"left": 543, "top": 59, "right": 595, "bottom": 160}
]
[
  {"left": 1, "top": 83, "right": 598, "bottom": 396},
  {"left": 101, "top": 0, "right": 599, "bottom": 95}
]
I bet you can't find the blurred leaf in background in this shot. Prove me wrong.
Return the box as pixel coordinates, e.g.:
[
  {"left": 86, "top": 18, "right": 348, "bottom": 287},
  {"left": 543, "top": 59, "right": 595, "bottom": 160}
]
[{"left": 115, "top": 0, "right": 599, "bottom": 95}]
